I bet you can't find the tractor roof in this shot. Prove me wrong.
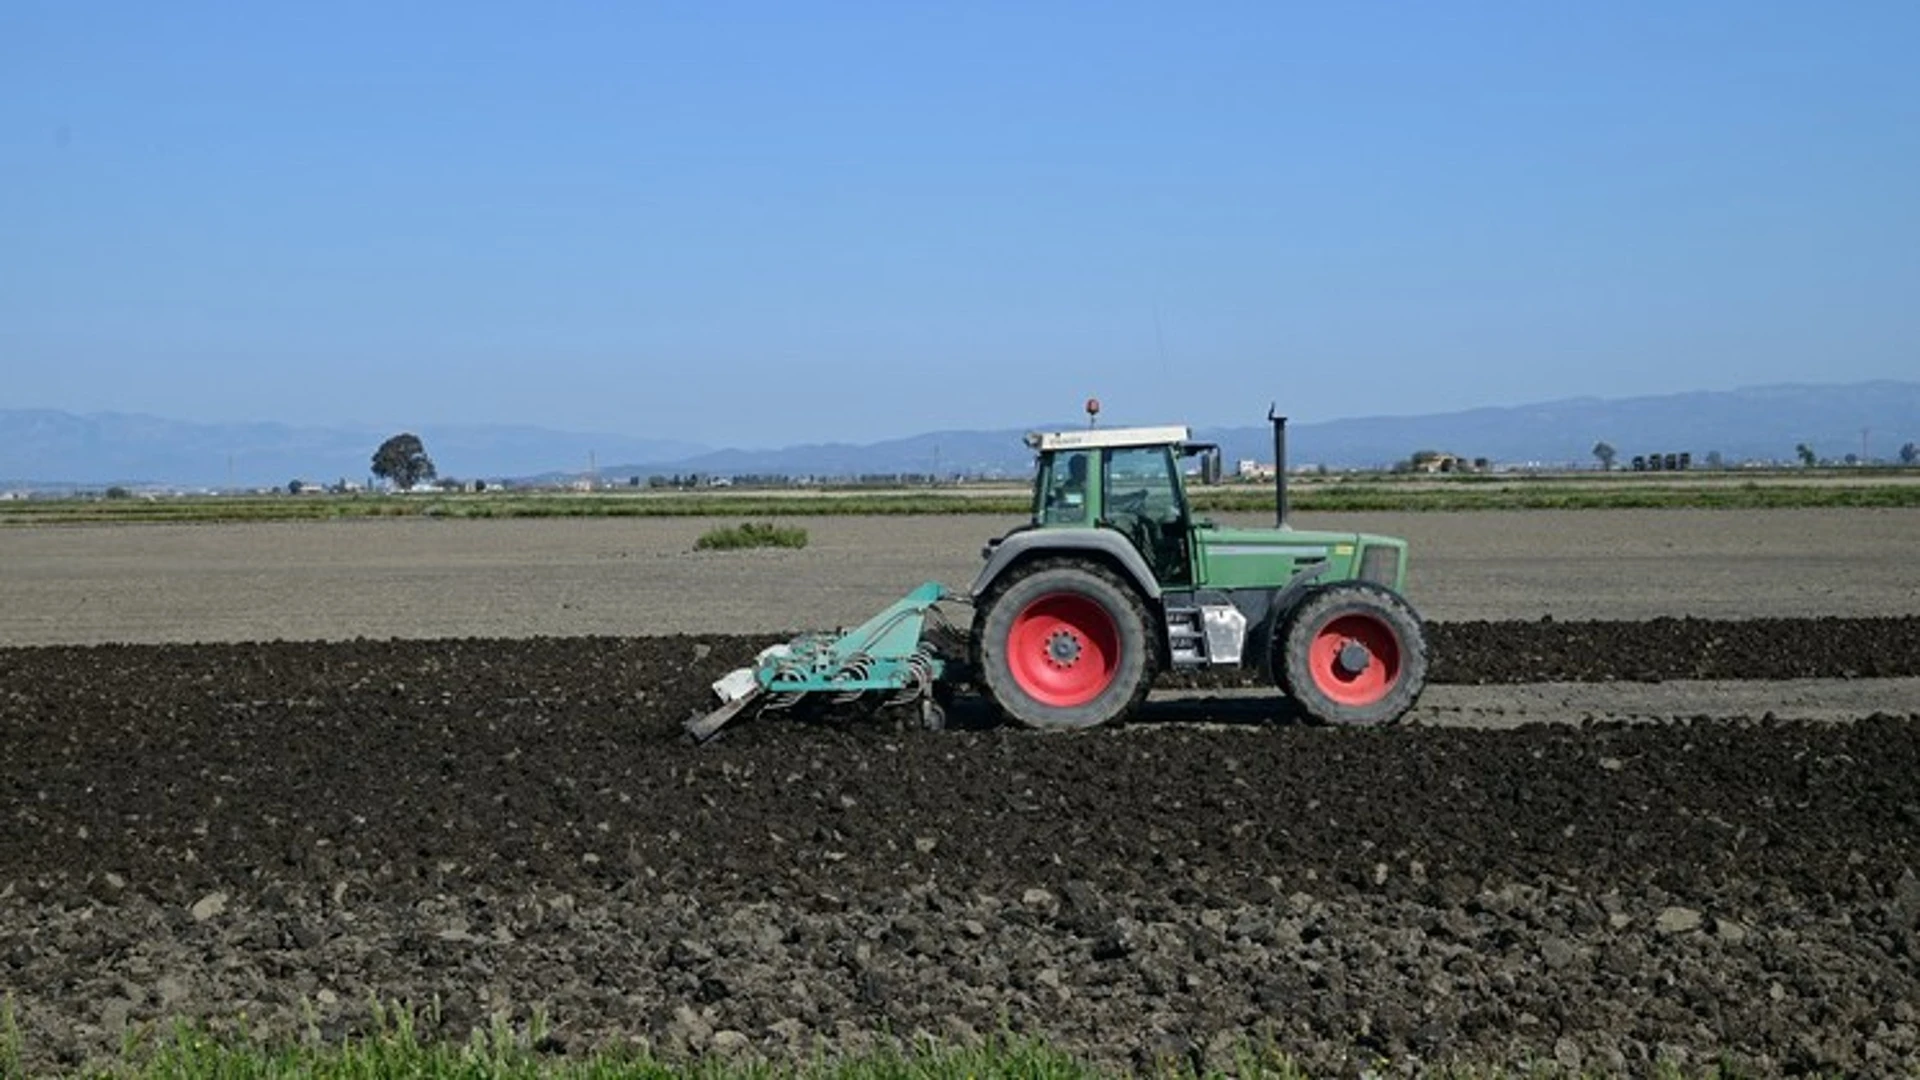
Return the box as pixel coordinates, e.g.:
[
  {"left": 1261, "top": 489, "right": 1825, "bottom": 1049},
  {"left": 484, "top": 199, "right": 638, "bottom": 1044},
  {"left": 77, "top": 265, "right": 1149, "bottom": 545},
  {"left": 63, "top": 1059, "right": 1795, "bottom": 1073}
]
[{"left": 1025, "top": 425, "right": 1191, "bottom": 452}]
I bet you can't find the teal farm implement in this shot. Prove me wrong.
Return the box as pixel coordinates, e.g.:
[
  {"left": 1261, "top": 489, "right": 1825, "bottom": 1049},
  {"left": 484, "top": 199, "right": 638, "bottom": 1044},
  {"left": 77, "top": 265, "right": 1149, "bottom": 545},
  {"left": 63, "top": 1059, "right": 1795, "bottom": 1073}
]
[{"left": 688, "top": 407, "right": 1429, "bottom": 741}]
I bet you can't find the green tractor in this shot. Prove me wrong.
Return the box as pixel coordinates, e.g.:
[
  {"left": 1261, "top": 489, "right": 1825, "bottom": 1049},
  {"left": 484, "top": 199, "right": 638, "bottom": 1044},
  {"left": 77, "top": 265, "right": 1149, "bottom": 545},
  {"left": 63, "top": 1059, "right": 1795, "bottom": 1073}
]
[{"left": 688, "top": 409, "right": 1428, "bottom": 740}]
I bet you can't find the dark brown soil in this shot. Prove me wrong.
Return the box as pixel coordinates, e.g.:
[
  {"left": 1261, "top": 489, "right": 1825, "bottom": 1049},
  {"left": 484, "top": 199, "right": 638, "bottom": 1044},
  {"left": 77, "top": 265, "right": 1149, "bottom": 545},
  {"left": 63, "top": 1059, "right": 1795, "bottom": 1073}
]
[
  {"left": 3, "top": 621, "right": 1918, "bottom": 1075},
  {"left": 1429, "top": 615, "right": 1920, "bottom": 683}
]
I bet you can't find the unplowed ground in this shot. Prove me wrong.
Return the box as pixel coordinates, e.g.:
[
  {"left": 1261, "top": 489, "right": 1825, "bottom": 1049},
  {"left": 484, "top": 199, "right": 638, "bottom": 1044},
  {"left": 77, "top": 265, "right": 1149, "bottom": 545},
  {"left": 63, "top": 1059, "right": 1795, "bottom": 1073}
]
[
  {"left": 4, "top": 509, "right": 1918, "bottom": 646},
  {"left": 5, "top": 621, "right": 1919, "bottom": 1076}
]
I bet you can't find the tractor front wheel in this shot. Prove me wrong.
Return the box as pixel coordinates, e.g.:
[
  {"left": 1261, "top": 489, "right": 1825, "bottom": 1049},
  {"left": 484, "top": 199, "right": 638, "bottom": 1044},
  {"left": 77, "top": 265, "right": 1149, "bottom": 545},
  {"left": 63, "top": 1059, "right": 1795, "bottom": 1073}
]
[
  {"left": 975, "top": 560, "right": 1154, "bottom": 730},
  {"left": 1277, "top": 582, "right": 1427, "bottom": 726}
]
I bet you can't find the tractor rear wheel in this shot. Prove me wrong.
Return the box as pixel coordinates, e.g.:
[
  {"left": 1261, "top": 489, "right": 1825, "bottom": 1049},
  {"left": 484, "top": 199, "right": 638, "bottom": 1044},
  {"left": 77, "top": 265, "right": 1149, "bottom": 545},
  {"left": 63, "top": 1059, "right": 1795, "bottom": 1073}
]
[
  {"left": 1277, "top": 582, "right": 1427, "bottom": 726},
  {"left": 974, "top": 560, "right": 1154, "bottom": 730}
]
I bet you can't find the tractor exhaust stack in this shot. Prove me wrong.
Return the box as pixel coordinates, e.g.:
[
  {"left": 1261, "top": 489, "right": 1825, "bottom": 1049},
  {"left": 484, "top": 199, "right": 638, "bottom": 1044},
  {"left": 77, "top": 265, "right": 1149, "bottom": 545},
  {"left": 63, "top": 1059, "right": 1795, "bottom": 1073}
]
[{"left": 1269, "top": 406, "right": 1289, "bottom": 529}]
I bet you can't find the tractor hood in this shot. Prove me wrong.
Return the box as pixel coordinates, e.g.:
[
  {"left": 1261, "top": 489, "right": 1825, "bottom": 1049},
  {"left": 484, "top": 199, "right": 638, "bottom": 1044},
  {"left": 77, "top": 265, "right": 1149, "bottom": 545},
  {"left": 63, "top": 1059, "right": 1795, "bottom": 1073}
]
[{"left": 1193, "top": 524, "right": 1408, "bottom": 592}]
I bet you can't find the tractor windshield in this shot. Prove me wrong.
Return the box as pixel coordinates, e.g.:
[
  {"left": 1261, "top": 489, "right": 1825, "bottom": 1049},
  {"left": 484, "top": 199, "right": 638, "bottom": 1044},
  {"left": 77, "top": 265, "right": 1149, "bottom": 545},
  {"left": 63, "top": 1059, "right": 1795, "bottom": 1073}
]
[
  {"left": 1104, "top": 445, "right": 1191, "bottom": 584},
  {"left": 1105, "top": 446, "right": 1184, "bottom": 521}
]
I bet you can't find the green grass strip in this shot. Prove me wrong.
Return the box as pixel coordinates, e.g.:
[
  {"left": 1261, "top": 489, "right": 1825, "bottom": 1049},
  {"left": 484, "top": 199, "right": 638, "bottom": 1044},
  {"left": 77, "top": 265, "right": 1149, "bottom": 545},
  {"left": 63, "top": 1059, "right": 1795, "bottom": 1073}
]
[
  {"left": 0, "top": 993, "right": 1797, "bottom": 1080},
  {"left": 5, "top": 480, "right": 1920, "bottom": 525},
  {"left": 6, "top": 998, "right": 1204, "bottom": 1080},
  {"left": 2, "top": 996, "right": 21, "bottom": 1080}
]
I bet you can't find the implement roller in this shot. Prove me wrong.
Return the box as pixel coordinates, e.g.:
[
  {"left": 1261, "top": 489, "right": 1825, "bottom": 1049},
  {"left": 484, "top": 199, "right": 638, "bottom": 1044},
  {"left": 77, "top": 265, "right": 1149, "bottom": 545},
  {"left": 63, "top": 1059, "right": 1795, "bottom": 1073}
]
[{"left": 688, "top": 404, "right": 1429, "bottom": 741}]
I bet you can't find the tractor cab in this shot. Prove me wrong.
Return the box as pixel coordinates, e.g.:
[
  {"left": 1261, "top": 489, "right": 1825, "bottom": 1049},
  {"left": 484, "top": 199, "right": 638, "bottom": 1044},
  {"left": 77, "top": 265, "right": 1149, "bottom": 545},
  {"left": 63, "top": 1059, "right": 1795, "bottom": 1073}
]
[{"left": 1027, "top": 425, "right": 1211, "bottom": 586}]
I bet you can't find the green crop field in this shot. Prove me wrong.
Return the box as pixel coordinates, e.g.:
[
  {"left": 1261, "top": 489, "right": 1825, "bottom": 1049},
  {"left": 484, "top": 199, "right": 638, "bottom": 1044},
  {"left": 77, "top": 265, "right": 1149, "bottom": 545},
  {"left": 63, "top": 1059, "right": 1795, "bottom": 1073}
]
[{"left": 5, "top": 470, "right": 1920, "bottom": 525}]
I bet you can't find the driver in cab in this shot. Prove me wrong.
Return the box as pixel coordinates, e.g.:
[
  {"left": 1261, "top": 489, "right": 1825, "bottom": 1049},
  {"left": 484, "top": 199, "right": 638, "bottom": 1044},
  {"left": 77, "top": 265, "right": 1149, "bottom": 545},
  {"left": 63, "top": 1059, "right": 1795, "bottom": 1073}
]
[{"left": 1044, "top": 452, "right": 1090, "bottom": 524}]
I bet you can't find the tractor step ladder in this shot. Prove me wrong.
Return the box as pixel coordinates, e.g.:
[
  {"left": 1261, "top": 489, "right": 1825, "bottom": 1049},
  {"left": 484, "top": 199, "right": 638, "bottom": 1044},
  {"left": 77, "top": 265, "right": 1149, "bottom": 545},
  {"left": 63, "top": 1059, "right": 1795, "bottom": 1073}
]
[{"left": 1165, "top": 604, "right": 1208, "bottom": 668}]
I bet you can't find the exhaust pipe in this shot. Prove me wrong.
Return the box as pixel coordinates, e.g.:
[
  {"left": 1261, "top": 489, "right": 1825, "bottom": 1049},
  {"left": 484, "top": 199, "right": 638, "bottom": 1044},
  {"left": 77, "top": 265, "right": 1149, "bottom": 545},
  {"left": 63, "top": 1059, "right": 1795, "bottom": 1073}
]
[{"left": 1269, "top": 405, "right": 1289, "bottom": 528}]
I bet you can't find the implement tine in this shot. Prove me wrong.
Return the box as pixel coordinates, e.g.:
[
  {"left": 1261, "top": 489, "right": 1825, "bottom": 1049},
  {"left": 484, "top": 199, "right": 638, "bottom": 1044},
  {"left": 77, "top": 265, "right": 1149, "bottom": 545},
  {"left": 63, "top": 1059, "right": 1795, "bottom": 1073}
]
[{"left": 684, "top": 687, "right": 763, "bottom": 743}]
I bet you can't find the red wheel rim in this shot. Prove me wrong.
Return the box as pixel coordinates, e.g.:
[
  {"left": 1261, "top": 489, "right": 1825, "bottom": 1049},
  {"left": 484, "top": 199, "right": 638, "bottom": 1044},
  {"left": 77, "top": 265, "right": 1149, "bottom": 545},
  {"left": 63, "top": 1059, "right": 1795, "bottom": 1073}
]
[
  {"left": 1006, "top": 592, "right": 1120, "bottom": 707},
  {"left": 1308, "top": 613, "right": 1401, "bottom": 706}
]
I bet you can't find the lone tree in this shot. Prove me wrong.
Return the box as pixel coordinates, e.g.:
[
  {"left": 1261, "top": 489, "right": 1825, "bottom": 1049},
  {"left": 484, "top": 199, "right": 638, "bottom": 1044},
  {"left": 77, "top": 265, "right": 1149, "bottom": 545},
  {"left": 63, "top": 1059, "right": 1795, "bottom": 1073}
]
[
  {"left": 1592, "top": 441, "right": 1617, "bottom": 471},
  {"left": 372, "top": 433, "right": 437, "bottom": 490},
  {"left": 1902, "top": 442, "right": 1918, "bottom": 466},
  {"left": 1795, "top": 443, "right": 1816, "bottom": 468}
]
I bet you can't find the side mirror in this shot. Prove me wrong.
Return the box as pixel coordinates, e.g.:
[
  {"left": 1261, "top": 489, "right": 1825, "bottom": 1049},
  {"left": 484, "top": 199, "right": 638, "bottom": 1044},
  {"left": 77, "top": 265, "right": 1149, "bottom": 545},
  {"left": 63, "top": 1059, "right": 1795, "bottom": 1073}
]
[{"left": 1180, "top": 442, "right": 1223, "bottom": 485}]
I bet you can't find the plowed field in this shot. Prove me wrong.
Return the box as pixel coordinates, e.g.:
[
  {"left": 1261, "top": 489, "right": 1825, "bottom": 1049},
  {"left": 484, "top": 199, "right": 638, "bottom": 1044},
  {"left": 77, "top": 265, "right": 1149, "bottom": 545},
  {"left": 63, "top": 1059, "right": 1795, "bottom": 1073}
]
[{"left": 5, "top": 619, "right": 1919, "bottom": 1075}]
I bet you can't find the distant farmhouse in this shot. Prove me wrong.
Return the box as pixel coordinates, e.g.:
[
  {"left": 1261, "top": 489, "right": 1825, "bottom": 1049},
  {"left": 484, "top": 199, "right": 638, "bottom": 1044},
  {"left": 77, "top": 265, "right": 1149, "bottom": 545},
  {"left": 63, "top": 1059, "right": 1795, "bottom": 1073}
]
[{"left": 1407, "top": 450, "right": 1487, "bottom": 474}]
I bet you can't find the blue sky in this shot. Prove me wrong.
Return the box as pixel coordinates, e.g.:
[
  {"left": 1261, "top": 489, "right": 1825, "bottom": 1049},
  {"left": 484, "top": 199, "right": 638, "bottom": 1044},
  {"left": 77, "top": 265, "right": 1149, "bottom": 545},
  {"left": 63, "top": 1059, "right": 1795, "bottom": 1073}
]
[{"left": 4, "top": 2, "right": 1916, "bottom": 448}]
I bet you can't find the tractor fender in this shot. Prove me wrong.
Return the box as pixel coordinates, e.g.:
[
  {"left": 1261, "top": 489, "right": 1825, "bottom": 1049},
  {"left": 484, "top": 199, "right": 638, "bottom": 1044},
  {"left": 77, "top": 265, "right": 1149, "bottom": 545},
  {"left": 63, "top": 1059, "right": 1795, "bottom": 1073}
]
[
  {"left": 1254, "top": 562, "right": 1331, "bottom": 682},
  {"left": 968, "top": 528, "right": 1162, "bottom": 602}
]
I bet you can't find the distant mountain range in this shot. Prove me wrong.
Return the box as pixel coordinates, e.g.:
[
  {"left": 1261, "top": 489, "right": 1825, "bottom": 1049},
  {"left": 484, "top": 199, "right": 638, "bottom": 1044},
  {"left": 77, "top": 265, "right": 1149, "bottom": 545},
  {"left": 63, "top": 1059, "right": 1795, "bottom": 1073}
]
[
  {"left": 3, "top": 381, "right": 1916, "bottom": 489},
  {"left": 598, "top": 380, "right": 1920, "bottom": 480}
]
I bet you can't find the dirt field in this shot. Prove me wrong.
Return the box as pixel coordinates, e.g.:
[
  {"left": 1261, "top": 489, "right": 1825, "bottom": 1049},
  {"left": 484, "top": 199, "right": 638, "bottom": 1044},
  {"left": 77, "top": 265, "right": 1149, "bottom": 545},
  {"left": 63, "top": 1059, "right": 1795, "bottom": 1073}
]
[
  {"left": 1, "top": 508, "right": 1916, "bottom": 645},
  {"left": 3, "top": 630, "right": 1917, "bottom": 1075},
  {"left": 2, "top": 511, "right": 1917, "bottom": 1075}
]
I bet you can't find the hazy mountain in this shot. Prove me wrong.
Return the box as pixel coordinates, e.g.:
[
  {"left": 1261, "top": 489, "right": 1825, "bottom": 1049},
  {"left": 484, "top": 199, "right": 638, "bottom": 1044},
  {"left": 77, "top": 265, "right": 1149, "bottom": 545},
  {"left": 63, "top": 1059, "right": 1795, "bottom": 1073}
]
[
  {"left": 1219, "top": 381, "right": 1920, "bottom": 470},
  {"left": 0, "top": 410, "right": 706, "bottom": 488},
  {"left": 4, "top": 381, "right": 1914, "bottom": 489},
  {"left": 604, "top": 381, "right": 1920, "bottom": 478},
  {"left": 592, "top": 428, "right": 1042, "bottom": 483}
]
